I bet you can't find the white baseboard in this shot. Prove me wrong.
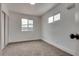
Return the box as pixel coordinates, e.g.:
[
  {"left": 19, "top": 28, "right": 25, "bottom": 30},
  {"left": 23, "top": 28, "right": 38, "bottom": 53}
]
[
  {"left": 42, "top": 37, "right": 75, "bottom": 55},
  {"left": 8, "top": 38, "right": 41, "bottom": 43}
]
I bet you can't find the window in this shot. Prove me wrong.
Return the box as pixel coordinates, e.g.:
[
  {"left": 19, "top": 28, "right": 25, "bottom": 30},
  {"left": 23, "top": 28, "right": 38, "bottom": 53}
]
[
  {"left": 48, "top": 13, "right": 60, "bottom": 23},
  {"left": 54, "top": 13, "right": 60, "bottom": 21},
  {"left": 21, "top": 18, "right": 33, "bottom": 31},
  {"left": 48, "top": 16, "right": 54, "bottom": 23}
]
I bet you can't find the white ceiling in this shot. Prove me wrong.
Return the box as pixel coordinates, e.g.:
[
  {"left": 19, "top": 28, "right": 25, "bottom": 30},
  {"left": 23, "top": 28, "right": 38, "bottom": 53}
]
[{"left": 6, "top": 3, "right": 58, "bottom": 16}]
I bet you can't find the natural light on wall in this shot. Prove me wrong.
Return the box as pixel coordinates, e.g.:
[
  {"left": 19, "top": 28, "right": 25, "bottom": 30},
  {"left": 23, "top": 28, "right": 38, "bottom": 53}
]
[
  {"left": 75, "top": 12, "right": 79, "bottom": 22},
  {"left": 21, "top": 18, "right": 33, "bottom": 31}
]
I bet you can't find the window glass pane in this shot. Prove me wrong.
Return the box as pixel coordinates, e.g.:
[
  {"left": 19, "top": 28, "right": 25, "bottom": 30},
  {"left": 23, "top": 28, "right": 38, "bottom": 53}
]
[
  {"left": 22, "top": 18, "right": 28, "bottom": 24},
  {"left": 21, "top": 18, "right": 33, "bottom": 31},
  {"left": 22, "top": 24, "right": 28, "bottom": 27},
  {"left": 54, "top": 13, "right": 60, "bottom": 21},
  {"left": 22, "top": 27, "right": 33, "bottom": 31},
  {"left": 29, "top": 20, "right": 33, "bottom": 24},
  {"left": 48, "top": 16, "right": 53, "bottom": 23},
  {"left": 29, "top": 24, "right": 33, "bottom": 27},
  {"left": 28, "top": 27, "right": 33, "bottom": 31}
]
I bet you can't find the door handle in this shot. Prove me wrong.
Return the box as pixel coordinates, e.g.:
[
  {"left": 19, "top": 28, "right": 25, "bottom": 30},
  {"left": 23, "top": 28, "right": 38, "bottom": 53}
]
[{"left": 70, "top": 34, "right": 79, "bottom": 40}]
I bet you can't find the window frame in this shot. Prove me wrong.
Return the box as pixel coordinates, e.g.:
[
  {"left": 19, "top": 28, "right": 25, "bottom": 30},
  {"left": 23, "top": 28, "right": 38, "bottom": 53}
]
[
  {"left": 48, "top": 16, "right": 54, "bottom": 23},
  {"left": 48, "top": 13, "right": 60, "bottom": 24},
  {"left": 21, "top": 18, "right": 33, "bottom": 31},
  {"left": 54, "top": 13, "right": 60, "bottom": 22}
]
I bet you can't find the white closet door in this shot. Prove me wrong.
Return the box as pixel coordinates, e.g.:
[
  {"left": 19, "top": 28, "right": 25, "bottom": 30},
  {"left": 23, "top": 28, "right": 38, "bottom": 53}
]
[
  {"left": 1, "top": 11, "right": 5, "bottom": 49},
  {"left": 4, "top": 14, "right": 9, "bottom": 46}
]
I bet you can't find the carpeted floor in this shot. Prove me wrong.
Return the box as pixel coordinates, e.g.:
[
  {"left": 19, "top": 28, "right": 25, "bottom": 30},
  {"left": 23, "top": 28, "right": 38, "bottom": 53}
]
[{"left": 2, "top": 40, "right": 72, "bottom": 56}]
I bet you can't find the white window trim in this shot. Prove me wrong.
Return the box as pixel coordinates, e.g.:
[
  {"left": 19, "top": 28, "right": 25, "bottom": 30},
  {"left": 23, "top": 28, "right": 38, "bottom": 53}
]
[
  {"left": 21, "top": 18, "right": 33, "bottom": 31},
  {"left": 54, "top": 13, "right": 60, "bottom": 22},
  {"left": 48, "top": 13, "right": 60, "bottom": 24},
  {"left": 48, "top": 16, "right": 54, "bottom": 23}
]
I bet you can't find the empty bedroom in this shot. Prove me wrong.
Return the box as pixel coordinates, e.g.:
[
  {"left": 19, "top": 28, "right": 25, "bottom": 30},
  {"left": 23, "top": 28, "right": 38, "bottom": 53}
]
[{"left": 0, "top": 3, "right": 79, "bottom": 56}]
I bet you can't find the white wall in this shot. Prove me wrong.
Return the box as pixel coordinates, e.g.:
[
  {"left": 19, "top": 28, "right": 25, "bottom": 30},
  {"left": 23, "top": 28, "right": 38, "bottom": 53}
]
[
  {"left": 9, "top": 12, "right": 41, "bottom": 43},
  {"left": 73, "top": 4, "right": 79, "bottom": 56},
  {"left": 41, "top": 3, "right": 78, "bottom": 55}
]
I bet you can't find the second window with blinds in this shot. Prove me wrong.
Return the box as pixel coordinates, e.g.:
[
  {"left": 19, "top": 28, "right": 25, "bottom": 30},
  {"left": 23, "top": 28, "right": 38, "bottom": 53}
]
[
  {"left": 48, "top": 13, "right": 60, "bottom": 23},
  {"left": 21, "top": 18, "right": 33, "bottom": 31}
]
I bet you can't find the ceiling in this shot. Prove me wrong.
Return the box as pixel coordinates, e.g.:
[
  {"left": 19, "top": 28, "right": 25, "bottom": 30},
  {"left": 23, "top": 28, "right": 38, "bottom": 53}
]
[{"left": 6, "top": 3, "right": 59, "bottom": 16}]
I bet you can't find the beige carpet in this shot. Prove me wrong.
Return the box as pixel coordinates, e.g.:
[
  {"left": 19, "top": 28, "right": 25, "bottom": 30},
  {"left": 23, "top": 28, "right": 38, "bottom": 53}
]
[{"left": 2, "top": 40, "right": 72, "bottom": 56}]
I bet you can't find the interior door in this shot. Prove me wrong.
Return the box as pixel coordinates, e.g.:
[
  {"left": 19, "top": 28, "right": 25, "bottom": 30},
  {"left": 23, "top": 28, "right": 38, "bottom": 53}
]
[{"left": 74, "top": 3, "right": 79, "bottom": 56}]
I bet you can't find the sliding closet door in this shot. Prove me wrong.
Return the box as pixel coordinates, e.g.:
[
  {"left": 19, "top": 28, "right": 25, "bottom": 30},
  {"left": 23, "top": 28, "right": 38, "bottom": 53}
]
[
  {"left": 4, "top": 14, "right": 9, "bottom": 46},
  {"left": 1, "top": 11, "right": 5, "bottom": 49},
  {"left": 1, "top": 11, "right": 9, "bottom": 49}
]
